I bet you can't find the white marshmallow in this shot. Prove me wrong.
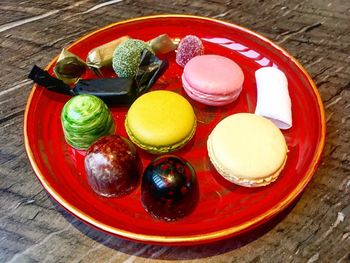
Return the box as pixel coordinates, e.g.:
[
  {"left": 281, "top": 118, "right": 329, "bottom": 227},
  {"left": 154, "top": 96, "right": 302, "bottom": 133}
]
[{"left": 254, "top": 67, "right": 292, "bottom": 129}]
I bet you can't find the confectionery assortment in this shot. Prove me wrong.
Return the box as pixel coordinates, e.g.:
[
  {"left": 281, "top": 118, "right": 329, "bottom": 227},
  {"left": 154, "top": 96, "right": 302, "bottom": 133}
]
[
  {"left": 28, "top": 50, "right": 167, "bottom": 104},
  {"left": 141, "top": 155, "right": 198, "bottom": 221},
  {"left": 28, "top": 33, "right": 292, "bottom": 221},
  {"left": 85, "top": 135, "right": 141, "bottom": 197}
]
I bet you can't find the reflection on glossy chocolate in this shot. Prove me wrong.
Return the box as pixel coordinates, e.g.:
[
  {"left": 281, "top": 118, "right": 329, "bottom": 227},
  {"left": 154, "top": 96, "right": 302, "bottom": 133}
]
[
  {"left": 141, "top": 155, "right": 198, "bottom": 221},
  {"left": 84, "top": 135, "right": 141, "bottom": 197}
]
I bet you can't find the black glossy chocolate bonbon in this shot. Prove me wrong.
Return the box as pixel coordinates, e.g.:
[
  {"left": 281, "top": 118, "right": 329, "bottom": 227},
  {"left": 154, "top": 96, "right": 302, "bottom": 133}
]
[{"left": 141, "top": 155, "right": 198, "bottom": 221}]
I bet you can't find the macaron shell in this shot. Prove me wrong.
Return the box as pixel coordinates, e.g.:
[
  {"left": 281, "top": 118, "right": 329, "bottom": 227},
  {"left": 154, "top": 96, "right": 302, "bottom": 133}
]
[
  {"left": 182, "top": 73, "right": 241, "bottom": 106},
  {"left": 126, "top": 90, "right": 196, "bottom": 151},
  {"left": 208, "top": 113, "right": 287, "bottom": 181},
  {"left": 125, "top": 118, "right": 196, "bottom": 154},
  {"left": 208, "top": 137, "right": 287, "bottom": 187},
  {"left": 183, "top": 55, "right": 244, "bottom": 95}
]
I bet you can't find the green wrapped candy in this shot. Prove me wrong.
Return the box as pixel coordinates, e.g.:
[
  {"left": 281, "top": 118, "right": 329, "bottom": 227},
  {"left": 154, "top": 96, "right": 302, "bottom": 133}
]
[
  {"left": 61, "top": 94, "right": 115, "bottom": 149},
  {"left": 112, "top": 39, "right": 153, "bottom": 78},
  {"left": 148, "top": 34, "right": 179, "bottom": 54},
  {"left": 54, "top": 49, "right": 87, "bottom": 85}
]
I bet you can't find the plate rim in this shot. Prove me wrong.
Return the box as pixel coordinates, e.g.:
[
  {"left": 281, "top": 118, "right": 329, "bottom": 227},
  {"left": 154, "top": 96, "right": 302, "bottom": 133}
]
[{"left": 23, "top": 14, "right": 326, "bottom": 244}]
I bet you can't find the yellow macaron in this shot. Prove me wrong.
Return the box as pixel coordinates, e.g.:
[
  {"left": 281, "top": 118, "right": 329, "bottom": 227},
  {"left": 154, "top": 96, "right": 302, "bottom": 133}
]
[
  {"left": 125, "top": 90, "right": 196, "bottom": 154},
  {"left": 207, "top": 113, "right": 288, "bottom": 187}
]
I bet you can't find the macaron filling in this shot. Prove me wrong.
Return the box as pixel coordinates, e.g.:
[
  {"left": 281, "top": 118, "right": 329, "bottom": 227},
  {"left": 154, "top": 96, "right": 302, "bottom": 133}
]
[
  {"left": 207, "top": 134, "right": 287, "bottom": 187},
  {"left": 125, "top": 90, "right": 197, "bottom": 154},
  {"left": 182, "top": 55, "right": 244, "bottom": 106},
  {"left": 182, "top": 73, "right": 241, "bottom": 105},
  {"left": 207, "top": 113, "right": 288, "bottom": 187},
  {"left": 125, "top": 117, "right": 196, "bottom": 154}
]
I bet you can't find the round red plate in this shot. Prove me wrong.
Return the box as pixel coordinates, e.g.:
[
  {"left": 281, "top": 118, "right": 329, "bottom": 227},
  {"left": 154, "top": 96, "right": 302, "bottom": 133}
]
[{"left": 24, "top": 15, "right": 325, "bottom": 245}]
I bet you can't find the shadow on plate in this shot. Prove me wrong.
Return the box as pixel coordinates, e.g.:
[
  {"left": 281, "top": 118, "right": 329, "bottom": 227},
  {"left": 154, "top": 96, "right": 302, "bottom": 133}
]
[{"left": 50, "top": 194, "right": 300, "bottom": 260}]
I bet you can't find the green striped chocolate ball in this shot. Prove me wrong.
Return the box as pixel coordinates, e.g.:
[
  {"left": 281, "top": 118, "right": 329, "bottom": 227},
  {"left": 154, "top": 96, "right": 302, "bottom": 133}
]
[
  {"left": 61, "top": 94, "right": 115, "bottom": 149},
  {"left": 112, "top": 39, "right": 153, "bottom": 78}
]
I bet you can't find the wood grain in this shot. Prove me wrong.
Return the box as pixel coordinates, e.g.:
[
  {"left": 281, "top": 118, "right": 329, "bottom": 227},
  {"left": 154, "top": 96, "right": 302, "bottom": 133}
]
[{"left": 1, "top": 0, "right": 349, "bottom": 262}]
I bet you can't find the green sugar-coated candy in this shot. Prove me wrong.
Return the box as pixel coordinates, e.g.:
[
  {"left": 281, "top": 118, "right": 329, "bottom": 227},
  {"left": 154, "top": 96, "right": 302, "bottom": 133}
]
[
  {"left": 112, "top": 39, "right": 153, "bottom": 78},
  {"left": 61, "top": 94, "right": 115, "bottom": 149}
]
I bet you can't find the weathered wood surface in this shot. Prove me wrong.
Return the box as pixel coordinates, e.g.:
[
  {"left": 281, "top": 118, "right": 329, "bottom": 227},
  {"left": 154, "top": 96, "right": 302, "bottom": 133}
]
[{"left": 0, "top": 0, "right": 349, "bottom": 262}]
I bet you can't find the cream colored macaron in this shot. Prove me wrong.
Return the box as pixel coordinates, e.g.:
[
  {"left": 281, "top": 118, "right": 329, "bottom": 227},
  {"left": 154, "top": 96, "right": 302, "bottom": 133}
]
[{"left": 207, "top": 113, "right": 288, "bottom": 187}]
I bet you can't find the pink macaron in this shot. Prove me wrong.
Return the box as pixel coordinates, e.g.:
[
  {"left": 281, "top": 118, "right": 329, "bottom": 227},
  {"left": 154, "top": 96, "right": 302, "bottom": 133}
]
[{"left": 182, "top": 55, "right": 244, "bottom": 106}]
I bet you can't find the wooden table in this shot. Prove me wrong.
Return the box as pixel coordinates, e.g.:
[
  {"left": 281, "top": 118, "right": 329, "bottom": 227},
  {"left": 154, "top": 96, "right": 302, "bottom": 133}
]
[{"left": 1, "top": 1, "right": 349, "bottom": 262}]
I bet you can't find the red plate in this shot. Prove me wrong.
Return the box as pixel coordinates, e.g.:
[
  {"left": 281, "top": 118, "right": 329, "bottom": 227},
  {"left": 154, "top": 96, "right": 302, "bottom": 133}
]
[{"left": 24, "top": 15, "right": 325, "bottom": 245}]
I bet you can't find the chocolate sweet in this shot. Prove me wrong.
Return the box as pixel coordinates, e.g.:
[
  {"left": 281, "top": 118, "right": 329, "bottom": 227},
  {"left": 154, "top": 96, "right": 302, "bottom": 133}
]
[
  {"left": 141, "top": 155, "right": 198, "bottom": 221},
  {"left": 61, "top": 94, "right": 115, "bottom": 149},
  {"left": 84, "top": 135, "right": 141, "bottom": 197}
]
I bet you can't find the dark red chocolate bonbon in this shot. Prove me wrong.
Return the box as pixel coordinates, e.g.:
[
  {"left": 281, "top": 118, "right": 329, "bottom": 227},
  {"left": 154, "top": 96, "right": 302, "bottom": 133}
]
[{"left": 84, "top": 135, "right": 141, "bottom": 197}]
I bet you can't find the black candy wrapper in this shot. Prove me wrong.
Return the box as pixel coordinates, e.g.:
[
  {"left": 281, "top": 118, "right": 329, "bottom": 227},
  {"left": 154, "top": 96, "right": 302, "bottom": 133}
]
[
  {"left": 135, "top": 49, "right": 168, "bottom": 94},
  {"left": 75, "top": 78, "right": 136, "bottom": 104},
  {"left": 28, "top": 50, "right": 168, "bottom": 104},
  {"left": 28, "top": 65, "right": 74, "bottom": 96}
]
